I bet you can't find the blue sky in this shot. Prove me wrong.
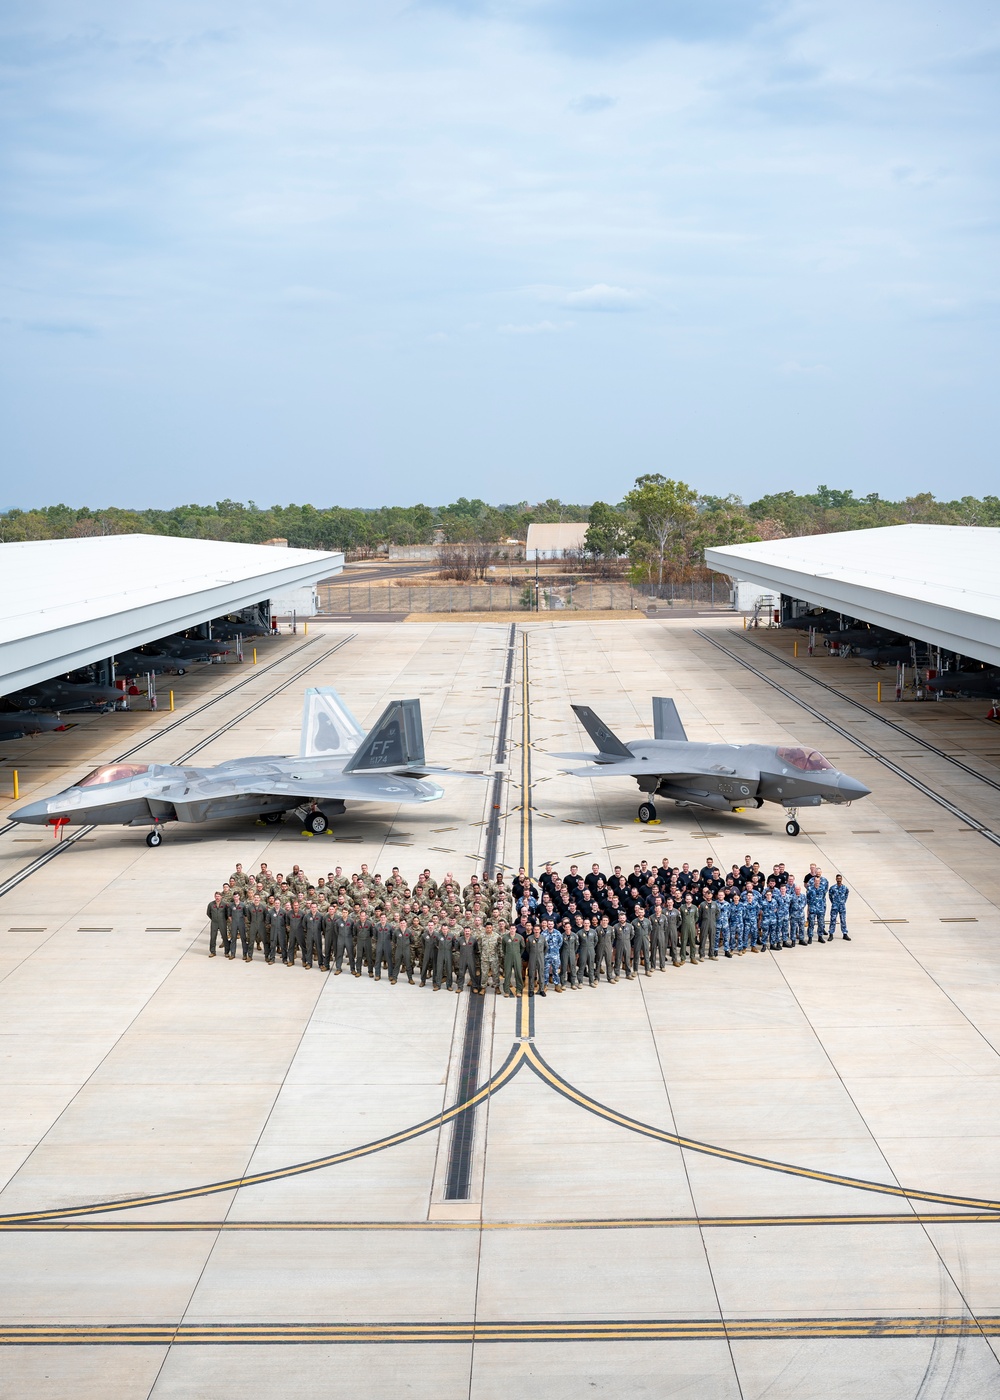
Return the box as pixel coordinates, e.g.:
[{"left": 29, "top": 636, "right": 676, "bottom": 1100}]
[{"left": 1, "top": 0, "right": 998, "bottom": 508}]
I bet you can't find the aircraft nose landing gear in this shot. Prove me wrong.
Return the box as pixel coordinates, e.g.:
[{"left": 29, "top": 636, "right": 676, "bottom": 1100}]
[
  {"left": 637, "top": 801, "right": 658, "bottom": 824},
  {"left": 784, "top": 809, "right": 800, "bottom": 837},
  {"left": 146, "top": 829, "right": 163, "bottom": 847}
]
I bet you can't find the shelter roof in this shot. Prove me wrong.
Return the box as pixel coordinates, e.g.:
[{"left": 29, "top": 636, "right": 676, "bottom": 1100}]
[
  {"left": 705, "top": 524, "right": 1000, "bottom": 666},
  {"left": 0, "top": 534, "right": 343, "bottom": 695}
]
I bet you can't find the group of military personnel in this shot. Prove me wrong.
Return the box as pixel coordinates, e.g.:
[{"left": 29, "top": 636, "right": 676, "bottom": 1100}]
[{"left": 204, "top": 853, "right": 851, "bottom": 994}]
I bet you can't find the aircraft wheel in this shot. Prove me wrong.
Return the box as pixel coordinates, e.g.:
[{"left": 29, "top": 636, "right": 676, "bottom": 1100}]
[
  {"left": 307, "top": 812, "right": 330, "bottom": 835},
  {"left": 146, "top": 829, "right": 163, "bottom": 847},
  {"left": 785, "top": 819, "right": 800, "bottom": 837},
  {"left": 261, "top": 812, "right": 283, "bottom": 825},
  {"left": 637, "top": 802, "right": 657, "bottom": 825},
  {"left": 176, "top": 667, "right": 186, "bottom": 676}
]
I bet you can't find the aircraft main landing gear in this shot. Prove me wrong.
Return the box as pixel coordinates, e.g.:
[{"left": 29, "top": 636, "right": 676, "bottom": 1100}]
[
  {"left": 307, "top": 811, "right": 331, "bottom": 835},
  {"left": 146, "top": 829, "right": 163, "bottom": 847},
  {"left": 637, "top": 801, "right": 657, "bottom": 824},
  {"left": 260, "top": 812, "right": 283, "bottom": 825}
]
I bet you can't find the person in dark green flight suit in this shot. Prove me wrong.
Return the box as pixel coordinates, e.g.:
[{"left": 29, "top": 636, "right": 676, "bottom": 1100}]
[
  {"left": 247, "top": 896, "right": 266, "bottom": 959},
  {"left": 525, "top": 929, "right": 546, "bottom": 997},
  {"left": 373, "top": 915, "right": 394, "bottom": 981},
  {"left": 502, "top": 927, "right": 525, "bottom": 996},
  {"left": 434, "top": 927, "right": 456, "bottom": 991},
  {"left": 206, "top": 893, "right": 228, "bottom": 958},
  {"left": 456, "top": 929, "right": 480, "bottom": 994},
  {"left": 228, "top": 895, "right": 248, "bottom": 961},
  {"left": 392, "top": 920, "right": 416, "bottom": 984}
]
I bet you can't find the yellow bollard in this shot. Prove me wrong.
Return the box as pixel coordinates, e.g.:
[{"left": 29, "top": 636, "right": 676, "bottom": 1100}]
[
  {"left": 743, "top": 616, "right": 747, "bottom": 629},
  {"left": 304, "top": 621, "right": 308, "bottom": 635},
  {"left": 793, "top": 641, "right": 798, "bottom": 658},
  {"left": 169, "top": 690, "right": 175, "bottom": 712},
  {"left": 12, "top": 770, "right": 18, "bottom": 800},
  {"left": 253, "top": 648, "right": 257, "bottom": 665},
  {"left": 877, "top": 681, "right": 882, "bottom": 703}
]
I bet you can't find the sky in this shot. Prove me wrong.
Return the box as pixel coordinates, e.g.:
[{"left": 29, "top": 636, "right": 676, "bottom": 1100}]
[{"left": 1, "top": 0, "right": 998, "bottom": 509}]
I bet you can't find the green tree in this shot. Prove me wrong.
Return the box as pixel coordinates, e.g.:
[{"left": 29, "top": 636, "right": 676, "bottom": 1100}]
[
  {"left": 585, "top": 501, "right": 632, "bottom": 559},
  {"left": 623, "top": 475, "right": 697, "bottom": 587}
]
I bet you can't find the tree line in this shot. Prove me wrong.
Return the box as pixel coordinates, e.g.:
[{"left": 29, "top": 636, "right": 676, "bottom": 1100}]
[
  {"left": 0, "top": 497, "right": 589, "bottom": 552},
  {"left": 1, "top": 487, "right": 996, "bottom": 583},
  {"left": 584, "top": 481, "right": 1000, "bottom": 585}
]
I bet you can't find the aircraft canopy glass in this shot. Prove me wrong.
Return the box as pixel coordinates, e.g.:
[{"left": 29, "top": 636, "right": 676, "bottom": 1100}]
[
  {"left": 776, "top": 747, "right": 835, "bottom": 773},
  {"left": 77, "top": 763, "right": 151, "bottom": 787}
]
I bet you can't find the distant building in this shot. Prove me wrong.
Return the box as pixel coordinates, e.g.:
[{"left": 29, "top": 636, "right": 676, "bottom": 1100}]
[
  {"left": 385, "top": 546, "right": 437, "bottom": 561},
  {"left": 525, "top": 523, "right": 588, "bottom": 561}
]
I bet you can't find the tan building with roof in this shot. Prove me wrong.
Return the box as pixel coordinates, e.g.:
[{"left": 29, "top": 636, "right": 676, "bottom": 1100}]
[{"left": 524, "top": 522, "right": 588, "bottom": 560}]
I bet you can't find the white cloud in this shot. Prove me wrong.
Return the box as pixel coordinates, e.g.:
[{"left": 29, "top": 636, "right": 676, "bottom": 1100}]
[{"left": 563, "top": 284, "right": 640, "bottom": 311}]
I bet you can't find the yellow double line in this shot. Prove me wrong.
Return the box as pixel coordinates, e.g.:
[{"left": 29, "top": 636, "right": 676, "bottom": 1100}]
[
  {"left": 4, "top": 994, "right": 1000, "bottom": 1225},
  {"left": 520, "top": 631, "right": 531, "bottom": 872},
  {"left": 6, "top": 1211, "right": 1000, "bottom": 1234},
  {"left": 2, "top": 1317, "right": 998, "bottom": 1345}
]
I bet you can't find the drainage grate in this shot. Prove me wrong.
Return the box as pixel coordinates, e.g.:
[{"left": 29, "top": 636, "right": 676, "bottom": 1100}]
[
  {"left": 870, "top": 918, "right": 908, "bottom": 924},
  {"left": 8, "top": 927, "right": 46, "bottom": 932},
  {"left": 78, "top": 927, "right": 112, "bottom": 932},
  {"left": 146, "top": 927, "right": 182, "bottom": 932},
  {"left": 940, "top": 917, "right": 978, "bottom": 923}
]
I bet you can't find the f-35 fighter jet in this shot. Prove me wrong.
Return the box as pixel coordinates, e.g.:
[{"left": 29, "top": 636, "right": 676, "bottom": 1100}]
[
  {"left": 4, "top": 679, "right": 121, "bottom": 713},
  {"left": 926, "top": 670, "right": 1000, "bottom": 698},
  {"left": 780, "top": 610, "right": 842, "bottom": 632},
  {"left": 161, "top": 637, "right": 233, "bottom": 659},
  {"left": 547, "top": 697, "right": 870, "bottom": 836},
  {"left": 852, "top": 644, "right": 917, "bottom": 666},
  {"left": 0, "top": 713, "right": 72, "bottom": 742},
  {"left": 13, "top": 688, "right": 475, "bottom": 846}
]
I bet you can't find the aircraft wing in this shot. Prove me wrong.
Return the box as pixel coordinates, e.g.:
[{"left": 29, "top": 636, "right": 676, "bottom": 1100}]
[
  {"left": 299, "top": 773, "right": 444, "bottom": 803},
  {"left": 168, "top": 765, "right": 444, "bottom": 804},
  {"left": 545, "top": 751, "right": 620, "bottom": 763},
  {"left": 403, "top": 765, "right": 492, "bottom": 779},
  {"left": 561, "top": 758, "right": 727, "bottom": 783}
]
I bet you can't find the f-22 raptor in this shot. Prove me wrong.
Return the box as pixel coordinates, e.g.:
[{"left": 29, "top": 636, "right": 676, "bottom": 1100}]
[
  {"left": 549, "top": 698, "right": 870, "bottom": 836},
  {"left": 14, "top": 688, "right": 475, "bottom": 846}
]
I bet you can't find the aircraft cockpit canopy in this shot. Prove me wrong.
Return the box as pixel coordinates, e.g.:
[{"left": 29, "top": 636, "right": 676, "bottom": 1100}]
[
  {"left": 776, "top": 747, "right": 835, "bottom": 773},
  {"left": 77, "top": 763, "right": 151, "bottom": 787}
]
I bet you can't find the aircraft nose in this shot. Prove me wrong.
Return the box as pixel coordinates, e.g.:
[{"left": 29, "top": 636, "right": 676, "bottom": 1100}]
[
  {"left": 837, "top": 774, "right": 871, "bottom": 801},
  {"left": 12, "top": 799, "right": 53, "bottom": 824}
]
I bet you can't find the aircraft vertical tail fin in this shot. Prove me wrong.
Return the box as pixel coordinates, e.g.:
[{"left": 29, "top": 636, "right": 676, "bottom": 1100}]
[
  {"left": 652, "top": 697, "right": 687, "bottom": 742},
  {"left": 299, "top": 688, "right": 366, "bottom": 758},
  {"left": 570, "top": 704, "right": 633, "bottom": 759},
  {"left": 343, "top": 699, "right": 426, "bottom": 772}
]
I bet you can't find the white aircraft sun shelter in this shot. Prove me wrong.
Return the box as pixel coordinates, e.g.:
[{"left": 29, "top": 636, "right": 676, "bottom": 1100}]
[
  {"left": 0, "top": 534, "right": 344, "bottom": 697},
  {"left": 704, "top": 524, "right": 1000, "bottom": 668}
]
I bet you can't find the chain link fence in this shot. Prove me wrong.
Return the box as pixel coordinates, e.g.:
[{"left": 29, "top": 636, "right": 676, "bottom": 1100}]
[{"left": 317, "top": 578, "right": 730, "bottom": 614}]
